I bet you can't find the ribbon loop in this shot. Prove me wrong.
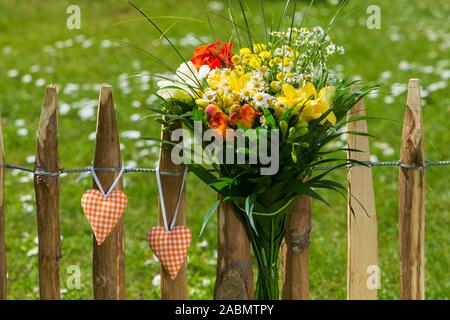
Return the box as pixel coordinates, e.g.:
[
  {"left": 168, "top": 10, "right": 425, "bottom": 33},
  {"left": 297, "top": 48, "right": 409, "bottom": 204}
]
[
  {"left": 91, "top": 163, "right": 125, "bottom": 199},
  {"left": 155, "top": 166, "right": 188, "bottom": 231}
]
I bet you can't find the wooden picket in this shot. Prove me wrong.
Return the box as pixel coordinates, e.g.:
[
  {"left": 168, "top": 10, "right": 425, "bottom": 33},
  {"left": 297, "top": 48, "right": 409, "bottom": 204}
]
[
  {"left": 281, "top": 195, "right": 312, "bottom": 300},
  {"left": 34, "top": 85, "right": 61, "bottom": 300},
  {"left": 214, "top": 196, "right": 253, "bottom": 300},
  {"left": 399, "top": 79, "right": 425, "bottom": 300},
  {"left": 158, "top": 122, "right": 188, "bottom": 299},
  {"left": 0, "top": 79, "right": 430, "bottom": 300},
  {"left": 92, "top": 85, "right": 126, "bottom": 299},
  {"left": 346, "top": 87, "right": 379, "bottom": 300}
]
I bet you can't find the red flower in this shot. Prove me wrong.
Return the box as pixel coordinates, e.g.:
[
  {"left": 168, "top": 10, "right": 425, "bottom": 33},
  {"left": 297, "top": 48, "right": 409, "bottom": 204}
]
[{"left": 191, "top": 40, "right": 233, "bottom": 71}]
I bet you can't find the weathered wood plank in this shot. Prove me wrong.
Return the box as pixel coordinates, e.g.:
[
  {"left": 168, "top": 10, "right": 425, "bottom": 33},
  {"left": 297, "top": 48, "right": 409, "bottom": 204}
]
[
  {"left": 92, "top": 85, "right": 126, "bottom": 300},
  {"left": 0, "top": 113, "right": 6, "bottom": 299},
  {"left": 214, "top": 196, "right": 253, "bottom": 300},
  {"left": 34, "top": 85, "right": 61, "bottom": 300},
  {"left": 399, "top": 79, "right": 425, "bottom": 300},
  {"left": 282, "top": 195, "right": 311, "bottom": 300},
  {"left": 158, "top": 123, "right": 188, "bottom": 300},
  {"left": 346, "top": 90, "right": 378, "bottom": 300}
]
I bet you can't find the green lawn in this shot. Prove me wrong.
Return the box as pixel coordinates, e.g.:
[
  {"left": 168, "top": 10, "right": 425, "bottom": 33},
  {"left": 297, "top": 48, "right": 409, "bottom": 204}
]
[{"left": 0, "top": 0, "right": 448, "bottom": 299}]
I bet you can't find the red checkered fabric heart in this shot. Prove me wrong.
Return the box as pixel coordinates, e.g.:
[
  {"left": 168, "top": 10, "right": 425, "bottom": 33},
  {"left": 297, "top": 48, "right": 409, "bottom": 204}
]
[
  {"left": 81, "top": 189, "right": 127, "bottom": 245},
  {"left": 148, "top": 226, "right": 192, "bottom": 279}
]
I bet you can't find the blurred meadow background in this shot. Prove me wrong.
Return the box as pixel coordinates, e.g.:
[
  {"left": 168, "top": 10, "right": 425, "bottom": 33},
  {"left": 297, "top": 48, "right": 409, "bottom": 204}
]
[{"left": 0, "top": 0, "right": 448, "bottom": 299}]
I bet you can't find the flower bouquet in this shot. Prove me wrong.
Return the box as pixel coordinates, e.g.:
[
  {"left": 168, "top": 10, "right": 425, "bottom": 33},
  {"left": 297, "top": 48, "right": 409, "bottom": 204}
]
[{"left": 130, "top": 1, "right": 376, "bottom": 299}]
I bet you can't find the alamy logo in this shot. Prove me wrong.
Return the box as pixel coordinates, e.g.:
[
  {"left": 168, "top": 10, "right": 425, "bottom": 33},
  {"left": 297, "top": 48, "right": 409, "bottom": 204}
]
[
  {"left": 66, "top": 5, "right": 81, "bottom": 30},
  {"left": 366, "top": 5, "right": 381, "bottom": 30},
  {"left": 170, "top": 121, "right": 280, "bottom": 175}
]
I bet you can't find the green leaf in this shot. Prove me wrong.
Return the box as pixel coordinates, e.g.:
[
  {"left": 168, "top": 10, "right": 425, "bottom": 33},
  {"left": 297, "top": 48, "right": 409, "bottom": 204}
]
[
  {"left": 262, "top": 108, "right": 276, "bottom": 128},
  {"left": 188, "top": 165, "right": 217, "bottom": 187},
  {"left": 285, "top": 180, "right": 331, "bottom": 207},
  {"left": 245, "top": 194, "right": 258, "bottom": 235},
  {"left": 199, "top": 197, "right": 229, "bottom": 237},
  {"left": 209, "top": 177, "right": 236, "bottom": 192},
  {"left": 192, "top": 107, "right": 204, "bottom": 121}
]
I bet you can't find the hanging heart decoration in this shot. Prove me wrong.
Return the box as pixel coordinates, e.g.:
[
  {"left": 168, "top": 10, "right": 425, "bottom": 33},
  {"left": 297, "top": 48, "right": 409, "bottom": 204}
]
[
  {"left": 81, "top": 164, "right": 126, "bottom": 246},
  {"left": 148, "top": 226, "right": 192, "bottom": 279},
  {"left": 148, "top": 167, "right": 191, "bottom": 280},
  {"left": 81, "top": 189, "right": 127, "bottom": 245}
]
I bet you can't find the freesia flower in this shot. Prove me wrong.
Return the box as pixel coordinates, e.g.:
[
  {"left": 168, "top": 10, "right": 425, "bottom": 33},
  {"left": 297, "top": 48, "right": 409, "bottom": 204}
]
[
  {"left": 157, "top": 61, "right": 210, "bottom": 102},
  {"left": 205, "top": 103, "right": 228, "bottom": 137},
  {"left": 191, "top": 40, "right": 233, "bottom": 71},
  {"left": 228, "top": 104, "right": 259, "bottom": 128}
]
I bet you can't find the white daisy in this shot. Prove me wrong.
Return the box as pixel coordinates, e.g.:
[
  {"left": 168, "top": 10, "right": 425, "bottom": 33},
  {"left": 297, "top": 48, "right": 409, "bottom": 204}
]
[{"left": 252, "top": 92, "right": 272, "bottom": 109}]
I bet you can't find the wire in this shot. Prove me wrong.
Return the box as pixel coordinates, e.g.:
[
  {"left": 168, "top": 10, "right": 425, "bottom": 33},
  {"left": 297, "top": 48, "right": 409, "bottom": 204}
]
[{"left": 1, "top": 160, "right": 449, "bottom": 177}]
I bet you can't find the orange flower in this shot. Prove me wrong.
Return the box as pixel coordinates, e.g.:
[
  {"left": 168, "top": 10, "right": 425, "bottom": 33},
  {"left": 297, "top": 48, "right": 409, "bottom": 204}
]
[
  {"left": 191, "top": 40, "right": 233, "bottom": 71},
  {"left": 228, "top": 104, "right": 259, "bottom": 128},
  {"left": 205, "top": 104, "right": 228, "bottom": 138}
]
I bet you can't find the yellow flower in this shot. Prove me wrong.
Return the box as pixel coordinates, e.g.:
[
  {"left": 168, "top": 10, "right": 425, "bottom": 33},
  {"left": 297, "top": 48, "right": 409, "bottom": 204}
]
[
  {"left": 228, "top": 72, "right": 252, "bottom": 93},
  {"left": 239, "top": 48, "right": 251, "bottom": 55},
  {"left": 270, "top": 81, "right": 281, "bottom": 91},
  {"left": 249, "top": 57, "right": 261, "bottom": 69},
  {"left": 259, "top": 51, "right": 271, "bottom": 59},
  {"left": 276, "top": 83, "right": 336, "bottom": 125},
  {"left": 231, "top": 55, "right": 241, "bottom": 65},
  {"left": 269, "top": 57, "right": 281, "bottom": 67},
  {"left": 234, "top": 65, "right": 245, "bottom": 76},
  {"left": 253, "top": 43, "right": 266, "bottom": 53},
  {"left": 310, "top": 86, "right": 337, "bottom": 125},
  {"left": 218, "top": 92, "right": 234, "bottom": 108},
  {"left": 243, "top": 54, "right": 254, "bottom": 65},
  {"left": 274, "top": 101, "right": 287, "bottom": 117},
  {"left": 259, "top": 65, "right": 268, "bottom": 73},
  {"left": 277, "top": 83, "right": 315, "bottom": 112},
  {"left": 195, "top": 98, "right": 209, "bottom": 108},
  {"left": 282, "top": 57, "right": 293, "bottom": 67}
]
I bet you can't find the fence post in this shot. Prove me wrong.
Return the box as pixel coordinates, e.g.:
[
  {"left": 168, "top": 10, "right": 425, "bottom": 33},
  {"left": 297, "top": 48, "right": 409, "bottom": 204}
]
[
  {"left": 34, "top": 85, "right": 61, "bottom": 300},
  {"left": 399, "top": 79, "right": 425, "bottom": 300},
  {"left": 281, "top": 195, "right": 312, "bottom": 300},
  {"left": 158, "top": 123, "right": 188, "bottom": 299},
  {"left": 346, "top": 90, "right": 378, "bottom": 300},
  {"left": 0, "top": 113, "right": 6, "bottom": 299},
  {"left": 92, "top": 85, "right": 126, "bottom": 299},
  {"left": 214, "top": 197, "right": 253, "bottom": 300}
]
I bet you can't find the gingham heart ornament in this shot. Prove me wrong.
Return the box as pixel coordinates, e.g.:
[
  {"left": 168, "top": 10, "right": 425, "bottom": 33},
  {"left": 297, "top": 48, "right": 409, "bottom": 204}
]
[
  {"left": 148, "top": 226, "right": 192, "bottom": 279},
  {"left": 81, "top": 165, "right": 127, "bottom": 245},
  {"left": 148, "top": 167, "right": 191, "bottom": 279}
]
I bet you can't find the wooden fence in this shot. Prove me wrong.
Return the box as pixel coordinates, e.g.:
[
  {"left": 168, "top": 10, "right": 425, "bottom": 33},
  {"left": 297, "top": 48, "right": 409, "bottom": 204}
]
[{"left": 0, "top": 79, "right": 425, "bottom": 300}]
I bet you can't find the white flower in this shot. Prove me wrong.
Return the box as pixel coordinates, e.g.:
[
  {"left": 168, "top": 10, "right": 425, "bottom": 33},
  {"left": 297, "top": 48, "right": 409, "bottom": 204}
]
[
  {"left": 21, "top": 74, "right": 32, "bottom": 84},
  {"left": 203, "top": 88, "right": 217, "bottom": 103},
  {"left": 252, "top": 92, "right": 272, "bottom": 109},
  {"left": 17, "top": 128, "right": 28, "bottom": 136},
  {"left": 27, "top": 247, "right": 39, "bottom": 257},
  {"left": 239, "top": 88, "right": 253, "bottom": 101},
  {"left": 326, "top": 43, "right": 336, "bottom": 55},
  {"left": 121, "top": 130, "right": 141, "bottom": 139},
  {"left": 7, "top": 69, "right": 19, "bottom": 78},
  {"left": 15, "top": 119, "right": 25, "bottom": 127},
  {"left": 197, "top": 240, "right": 208, "bottom": 248},
  {"left": 313, "top": 26, "right": 325, "bottom": 36},
  {"left": 157, "top": 61, "right": 210, "bottom": 102},
  {"left": 202, "top": 279, "right": 212, "bottom": 287},
  {"left": 152, "top": 274, "right": 161, "bottom": 287}
]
